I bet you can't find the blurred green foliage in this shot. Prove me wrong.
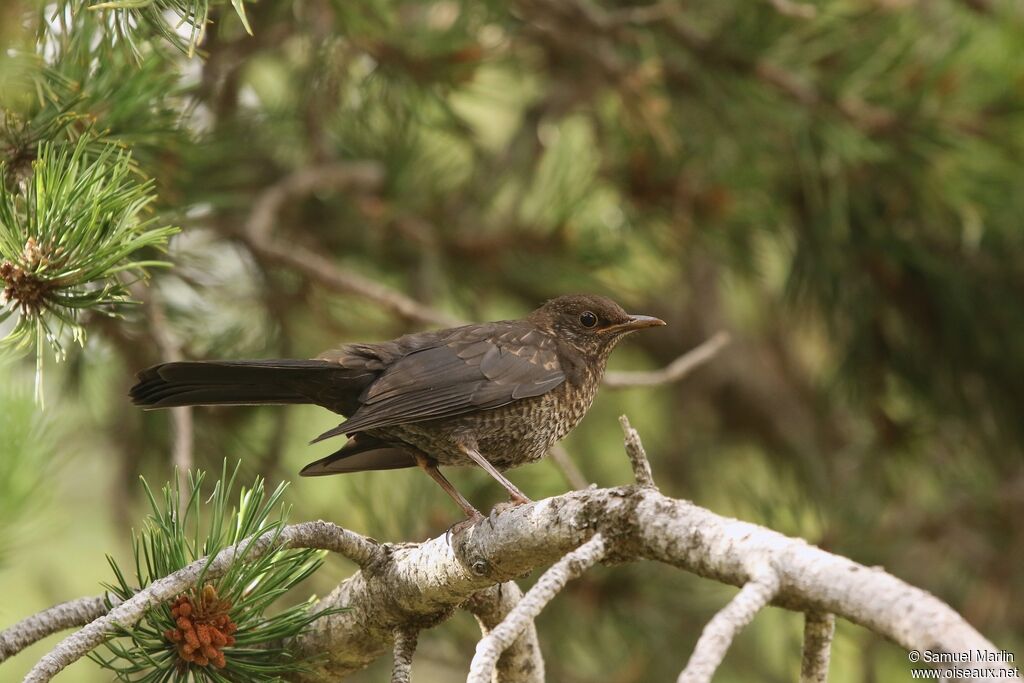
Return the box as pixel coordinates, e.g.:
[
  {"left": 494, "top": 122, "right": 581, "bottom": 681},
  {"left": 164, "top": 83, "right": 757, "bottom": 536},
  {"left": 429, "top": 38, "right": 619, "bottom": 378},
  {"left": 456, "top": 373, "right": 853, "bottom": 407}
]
[
  {"left": 2, "top": 0, "right": 1023, "bottom": 681},
  {"left": 0, "top": 373, "right": 55, "bottom": 566}
]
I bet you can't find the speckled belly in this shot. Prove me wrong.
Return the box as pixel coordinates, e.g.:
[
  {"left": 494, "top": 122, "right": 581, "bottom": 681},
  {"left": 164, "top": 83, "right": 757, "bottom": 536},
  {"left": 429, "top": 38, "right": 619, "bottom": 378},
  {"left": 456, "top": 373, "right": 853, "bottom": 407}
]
[{"left": 367, "top": 375, "right": 599, "bottom": 470}]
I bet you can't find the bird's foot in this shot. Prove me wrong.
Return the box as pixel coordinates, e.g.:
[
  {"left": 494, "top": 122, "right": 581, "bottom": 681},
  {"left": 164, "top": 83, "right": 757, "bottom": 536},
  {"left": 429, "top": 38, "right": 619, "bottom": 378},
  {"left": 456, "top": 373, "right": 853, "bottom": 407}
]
[
  {"left": 445, "top": 511, "right": 485, "bottom": 544},
  {"left": 485, "top": 495, "right": 532, "bottom": 528},
  {"left": 509, "top": 492, "right": 533, "bottom": 506}
]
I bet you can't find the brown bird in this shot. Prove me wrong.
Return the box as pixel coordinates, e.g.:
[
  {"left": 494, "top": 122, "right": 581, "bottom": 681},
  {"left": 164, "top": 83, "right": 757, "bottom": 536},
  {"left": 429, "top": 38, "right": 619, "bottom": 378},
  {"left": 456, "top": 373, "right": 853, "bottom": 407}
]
[{"left": 130, "top": 294, "right": 665, "bottom": 520}]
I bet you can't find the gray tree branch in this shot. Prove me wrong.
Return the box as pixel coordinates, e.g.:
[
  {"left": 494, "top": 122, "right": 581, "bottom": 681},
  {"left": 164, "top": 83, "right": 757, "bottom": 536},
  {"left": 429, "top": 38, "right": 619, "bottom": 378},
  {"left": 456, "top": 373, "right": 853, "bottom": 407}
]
[
  {"left": 0, "top": 596, "right": 111, "bottom": 664},
  {"left": 20, "top": 522, "right": 380, "bottom": 682},
  {"left": 285, "top": 482, "right": 1011, "bottom": 681},
  {"left": 800, "top": 612, "right": 836, "bottom": 683},
  {"left": 677, "top": 563, "right": 780, "bottom": 683},
  {"left": 12, "top": 427, "right": 1012, "bottom": 683},
  {"left": 390, "top": 628, "right": 417, "bottom": 683},
  {"left": 467, "top": 534, "right": 606, "bottom": 683},
  {"left": 464, "top": 584, "right": 545, "bottom": 683}
]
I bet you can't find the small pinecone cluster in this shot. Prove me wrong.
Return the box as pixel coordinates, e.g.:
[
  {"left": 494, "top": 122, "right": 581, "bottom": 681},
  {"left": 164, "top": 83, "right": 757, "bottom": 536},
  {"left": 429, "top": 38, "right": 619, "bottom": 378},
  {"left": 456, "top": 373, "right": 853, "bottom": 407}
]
[
  {"left": 163, "top": 584, "right": 238, "bottom": 669},
  {"left": 0, "top": 238, "right": 62, "bottom": 315}
]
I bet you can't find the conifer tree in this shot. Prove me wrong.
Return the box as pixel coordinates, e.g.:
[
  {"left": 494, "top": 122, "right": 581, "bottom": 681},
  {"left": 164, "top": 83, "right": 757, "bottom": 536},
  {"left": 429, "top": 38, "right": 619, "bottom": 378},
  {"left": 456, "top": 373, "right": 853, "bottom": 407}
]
[{"left": 1, "top": 1, "right": 1021, "bottom": 681}]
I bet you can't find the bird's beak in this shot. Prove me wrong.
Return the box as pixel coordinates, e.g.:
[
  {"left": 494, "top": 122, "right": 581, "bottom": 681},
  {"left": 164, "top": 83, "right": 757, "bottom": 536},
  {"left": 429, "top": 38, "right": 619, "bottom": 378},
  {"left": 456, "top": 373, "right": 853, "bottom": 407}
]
[{"left": 603, "top": 314, "right": 667, "bottom": 334}]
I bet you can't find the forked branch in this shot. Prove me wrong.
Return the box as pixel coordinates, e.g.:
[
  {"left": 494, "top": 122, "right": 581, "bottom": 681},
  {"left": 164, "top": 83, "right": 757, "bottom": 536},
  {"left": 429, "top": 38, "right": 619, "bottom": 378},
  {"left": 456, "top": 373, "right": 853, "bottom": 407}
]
[
  {"left": 800, "top": 612, "right": 836, "bottom": 683},
  {"left": 466, "top": 534, "right": 607, "bottom": 683},
  {"left": 677, "top": 563, "right": 780, "bottom": 683},
  {"left": 390, "top": 628, "right": 418, "bottom": 683},
  {"left": 463, "top": 583, "right": 545, "bottom": 683},
  {"left": 9, "top": 424, "right": 1013, "bottom": 683}
]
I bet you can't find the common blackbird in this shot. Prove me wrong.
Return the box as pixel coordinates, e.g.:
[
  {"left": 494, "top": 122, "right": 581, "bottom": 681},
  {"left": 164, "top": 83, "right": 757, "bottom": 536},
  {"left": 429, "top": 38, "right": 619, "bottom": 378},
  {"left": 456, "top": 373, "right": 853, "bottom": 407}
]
[{"left": 130, "top": 294, "right": 665, "bottom": 519}]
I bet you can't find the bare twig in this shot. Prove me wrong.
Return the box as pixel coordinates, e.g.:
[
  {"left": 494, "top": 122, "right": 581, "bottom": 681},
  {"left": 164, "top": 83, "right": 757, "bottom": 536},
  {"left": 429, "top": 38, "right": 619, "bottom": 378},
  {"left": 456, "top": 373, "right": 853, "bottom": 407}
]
[
  {"left": 245, "top": 162, "right": 385, "bottom": 243},
  {"left": 604, "top": 332, "right": 730, "bottom": 388},
  {"left": 0, "top": 596, "right": 111, "bottom": 663},
  {"left": 464, "top": 584, "right": 545, "bottom": 683},
  {"left": 466, "top": 534, "right": 606, "bottom": 683},
  {"left": 238, "top": 162, "right": 461, "bottom": 328},
  {"left": 241, "top": 233, "right": 462, "bottom": 327},
  {"left": 766, "top": 0, "right": 817, "bottom": 19},
  {"left": 23, "top": 521, "right": 380, "bottom": 682},
  {"left": 678, "top": 563, "right": 781, "bottom": 683},
  {"left": 955, "top": 0, "right": 993, "bottom": 14},
  {"left": 618, "top": 415, "right": 655, "bottom": 488},
  {"left": 547, "top": 443, "right": 589, "bottom": 490},
  {"left": 391, "top": 628, "right": 418, "bottom": 683},
  {"left": 800, "top": 612, "right": 836, "bottom": 683}
]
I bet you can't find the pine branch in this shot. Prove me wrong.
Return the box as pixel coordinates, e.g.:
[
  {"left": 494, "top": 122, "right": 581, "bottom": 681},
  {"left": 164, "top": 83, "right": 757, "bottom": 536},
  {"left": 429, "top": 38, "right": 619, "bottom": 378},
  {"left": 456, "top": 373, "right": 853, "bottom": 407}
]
[
  {"left": 467, "top": 534, "right": 606, "bottom": 683},
  {"left": 280, "top": 422, "right": 1011, "bottom": 682},
  {"left": 0, "top": 596, "right": 113, "bottom": 663},
  {"left": 21, "top": 519, "right": 379, "bottom": 682},
  {"left": 12, "top": 423, "right": 1014, "bottom": 682},
  {"left": 677, "top": 563, "right": 780, "bottom": 683},
  {"left": 800, "top": 612, "right": 836, "bottom": 683},
  {"left": 0, "top": 136, "right": 177, "bottom": 399},
  {"left": 463, "top": 584, "right": 545, "bottom": 683}
]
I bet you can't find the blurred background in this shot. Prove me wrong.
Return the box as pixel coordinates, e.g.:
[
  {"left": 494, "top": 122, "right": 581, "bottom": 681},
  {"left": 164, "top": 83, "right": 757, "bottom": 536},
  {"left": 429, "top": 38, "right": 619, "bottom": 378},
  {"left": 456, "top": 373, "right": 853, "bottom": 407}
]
[{"left": 1, "top": 1, "right": 1023, "bottom": 681}]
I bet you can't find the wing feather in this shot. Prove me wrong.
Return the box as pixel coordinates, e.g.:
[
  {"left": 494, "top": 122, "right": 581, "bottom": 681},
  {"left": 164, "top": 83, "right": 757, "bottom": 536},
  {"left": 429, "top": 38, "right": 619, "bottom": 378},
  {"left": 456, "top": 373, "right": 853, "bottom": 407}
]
[{"left": 334, "top": 323, "right": 564, "bottom": 436}]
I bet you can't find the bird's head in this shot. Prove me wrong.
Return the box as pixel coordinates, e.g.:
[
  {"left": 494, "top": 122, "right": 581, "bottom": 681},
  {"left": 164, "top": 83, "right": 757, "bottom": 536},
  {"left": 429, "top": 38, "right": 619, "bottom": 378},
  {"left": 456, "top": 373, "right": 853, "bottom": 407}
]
[{"left": 529, "top": 294, "right": 665, "bottom": 356}]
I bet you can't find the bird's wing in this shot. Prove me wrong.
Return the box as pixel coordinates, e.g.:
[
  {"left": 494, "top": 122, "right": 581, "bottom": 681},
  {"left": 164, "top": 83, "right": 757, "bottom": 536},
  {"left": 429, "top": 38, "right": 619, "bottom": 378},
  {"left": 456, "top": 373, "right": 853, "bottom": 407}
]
[{"left": 312, "top": 323, "right": 564, "bottom": 440}]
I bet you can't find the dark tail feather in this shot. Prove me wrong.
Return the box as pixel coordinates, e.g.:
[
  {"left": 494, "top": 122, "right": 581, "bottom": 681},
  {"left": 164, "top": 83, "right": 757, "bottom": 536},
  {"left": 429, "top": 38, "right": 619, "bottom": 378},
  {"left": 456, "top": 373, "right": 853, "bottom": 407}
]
[
  {"left": 300, "top": 435, "right": 416, "bottom": 475},
  {"left": 130, "top": 360, "right": 369, "bottom": 410}
]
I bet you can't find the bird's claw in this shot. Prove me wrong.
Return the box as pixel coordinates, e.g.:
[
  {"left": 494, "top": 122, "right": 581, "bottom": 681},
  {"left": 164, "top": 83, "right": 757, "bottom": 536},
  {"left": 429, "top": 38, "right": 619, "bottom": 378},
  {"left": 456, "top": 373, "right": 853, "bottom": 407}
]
[{"left": 445, "top": 511, "right": 485, "bottom": 545}]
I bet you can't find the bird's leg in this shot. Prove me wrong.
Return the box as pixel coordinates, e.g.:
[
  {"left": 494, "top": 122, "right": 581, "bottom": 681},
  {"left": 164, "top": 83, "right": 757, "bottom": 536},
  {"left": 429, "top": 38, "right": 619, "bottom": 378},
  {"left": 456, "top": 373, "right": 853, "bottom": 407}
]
[
  {"left": 457, "top": 441, "right": 532, "bottom": 505},
  {"left": 413, "top": 451, "right": 483, "bottom": 520}
]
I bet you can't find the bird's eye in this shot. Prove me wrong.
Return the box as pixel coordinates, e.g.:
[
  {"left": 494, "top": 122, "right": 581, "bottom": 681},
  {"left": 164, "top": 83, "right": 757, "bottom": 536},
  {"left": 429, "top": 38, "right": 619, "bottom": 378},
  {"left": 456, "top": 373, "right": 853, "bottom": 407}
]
[{"left": 579, "top": 311, "right": 598, "bottom": 328}]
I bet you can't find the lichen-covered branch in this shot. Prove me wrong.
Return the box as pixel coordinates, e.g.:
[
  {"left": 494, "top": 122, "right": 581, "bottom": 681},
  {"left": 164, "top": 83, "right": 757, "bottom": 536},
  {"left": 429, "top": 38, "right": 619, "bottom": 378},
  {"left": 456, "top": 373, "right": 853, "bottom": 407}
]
[
  {"left": 800, "top": 612, "right": 836, "bottom": 683},
  {"left": 677, "top": 563, "right": 780, "bottom": 683},
  {"left": 21, "top": 522, "right": 380, "bottom": 682},
  {"left": 390, "top": 628, "right": 417, "bottom": 683},
  {"left": 467, "top": 534, "right": 606, "bottom": 683},
  {"left": 284, "top": 482, "right": 1012, "bottom": 682},
  {"left": 619, "top": 415, "right": 655, "bottom": 488},
  {"left": 463, "top": 584, "right": 545, "bottom": 683},
  {"left": 13, "top": 437, "right": 1013, "bottom": 683},
  {"left": 0, "top": 596, "right": 111, "bottom": 664}
]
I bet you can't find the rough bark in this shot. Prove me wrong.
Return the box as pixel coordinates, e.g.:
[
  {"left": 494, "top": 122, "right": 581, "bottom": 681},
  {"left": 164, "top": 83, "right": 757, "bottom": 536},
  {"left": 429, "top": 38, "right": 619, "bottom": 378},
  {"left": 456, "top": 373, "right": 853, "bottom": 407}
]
[
  {"left": 464, "top": 584, "right": 545, "bottom": 683},
  {"left": 9, "top": 487, "right": 1013, "bottom": 682},
  {"left": 287, "top": 486, "right": 1013, "bottom": 682}
]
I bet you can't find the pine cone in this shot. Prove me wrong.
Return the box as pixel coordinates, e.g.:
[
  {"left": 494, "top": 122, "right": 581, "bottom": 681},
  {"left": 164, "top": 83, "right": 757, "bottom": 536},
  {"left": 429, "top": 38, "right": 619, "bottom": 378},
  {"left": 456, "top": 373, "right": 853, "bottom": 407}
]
[{"left": 163, "top": 584, "right": 238, "bottom": 669}]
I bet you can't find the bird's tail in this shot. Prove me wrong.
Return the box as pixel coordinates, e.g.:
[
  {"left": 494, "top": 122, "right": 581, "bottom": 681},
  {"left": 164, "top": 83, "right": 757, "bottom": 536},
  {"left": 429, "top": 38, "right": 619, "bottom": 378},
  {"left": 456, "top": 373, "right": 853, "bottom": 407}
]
[{"left": 130, "top": 359, "right": 367, "bottom": 410}]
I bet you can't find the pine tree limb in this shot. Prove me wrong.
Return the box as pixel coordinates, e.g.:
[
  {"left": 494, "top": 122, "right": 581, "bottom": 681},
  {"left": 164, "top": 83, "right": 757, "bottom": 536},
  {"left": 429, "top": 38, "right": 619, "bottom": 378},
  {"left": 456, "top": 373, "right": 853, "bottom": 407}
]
[
  {"left": 467, "top": 535, "right": 606, "bottom": 683},
  {"left": 0, "top": 596, "right": 112, "bottom": 664},
  {"left": 800, "top": 612, "right": 836, "bottom": 683},
  {"left": 285, "top": 482, "right": 1011, "bottom": 682},
  {"left": 390, "top": 628, "right": 417, "bottom": 683},
  {"left": 21, "top": 521, "right": 380, "bottom": 682},
  {"left": 619, "top": 415, "right": 656, "bottom": 488},
  {"left": 677, "top": 563, "right": 780, "bottom": 683},
  {"left": 546, "top": 444, "right": 589, "bottom": 491},
  {"left": 464, "top": 584, "right": 545, "bottom": 683},
  {"left": 235, "top": 161, "right": 464, "bottom": 328}
]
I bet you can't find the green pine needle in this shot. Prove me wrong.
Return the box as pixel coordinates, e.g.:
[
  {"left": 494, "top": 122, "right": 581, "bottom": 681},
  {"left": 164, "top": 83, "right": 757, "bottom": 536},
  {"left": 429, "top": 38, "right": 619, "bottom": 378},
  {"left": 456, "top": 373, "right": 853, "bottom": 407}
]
[
  {"left": 64, "top": 0, "right": 257, "bottom": 57},
  {"left": 0, "top": 135, "right": 177, "bottom": 401},
  {"left": 93, "top": 462, "right": 337, "bottom": 682}
]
